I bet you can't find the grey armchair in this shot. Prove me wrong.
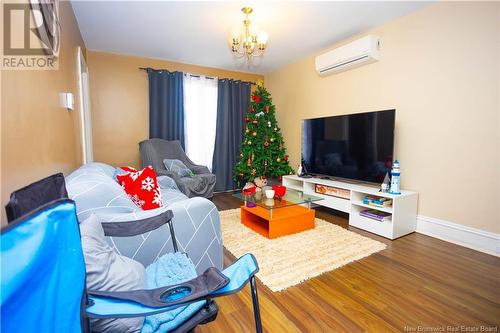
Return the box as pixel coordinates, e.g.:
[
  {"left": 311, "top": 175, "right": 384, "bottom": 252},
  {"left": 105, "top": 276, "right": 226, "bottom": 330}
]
[{"left": 140, "top": 139, "right": 216, "bottom": 198}]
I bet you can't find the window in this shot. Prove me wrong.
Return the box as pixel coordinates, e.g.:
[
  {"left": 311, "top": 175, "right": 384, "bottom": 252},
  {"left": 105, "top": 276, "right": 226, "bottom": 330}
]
[{"left": 183, "top": 74, "right": 218, "bottom": 171}]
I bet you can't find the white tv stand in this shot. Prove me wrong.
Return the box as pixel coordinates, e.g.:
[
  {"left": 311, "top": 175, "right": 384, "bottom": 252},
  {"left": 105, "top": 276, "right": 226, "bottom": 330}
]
[{"left": 282, "top": 175, "right": 418, "bottom": 240}]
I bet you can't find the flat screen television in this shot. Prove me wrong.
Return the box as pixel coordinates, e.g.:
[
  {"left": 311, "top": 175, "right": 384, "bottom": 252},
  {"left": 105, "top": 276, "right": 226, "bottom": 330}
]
[{"left": 301, "top": 109, "right": 395, "bottom": 183}]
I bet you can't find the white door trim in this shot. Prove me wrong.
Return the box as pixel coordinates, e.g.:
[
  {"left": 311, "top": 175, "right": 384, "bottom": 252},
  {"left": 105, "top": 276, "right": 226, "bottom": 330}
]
[{"left": 76, "top": 46, "right": 93, "bottom": 164}]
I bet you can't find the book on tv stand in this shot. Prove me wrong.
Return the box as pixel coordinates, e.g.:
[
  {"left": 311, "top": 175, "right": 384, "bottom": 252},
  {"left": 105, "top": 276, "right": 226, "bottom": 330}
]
[{"left": 359, "top": 209, "right": 392, "bottom": 222}]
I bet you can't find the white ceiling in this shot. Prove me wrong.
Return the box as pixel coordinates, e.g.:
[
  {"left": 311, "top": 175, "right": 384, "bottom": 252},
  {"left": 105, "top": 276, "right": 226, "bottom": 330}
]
[{"left": 72, "top": 1, "right": 431, "bottom": 74}]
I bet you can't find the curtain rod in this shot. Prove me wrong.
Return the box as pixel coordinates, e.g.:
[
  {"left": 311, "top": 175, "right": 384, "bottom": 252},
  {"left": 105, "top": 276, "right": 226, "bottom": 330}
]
[{"left": 139, "top": 67, "right": 256, "bottom": 85}]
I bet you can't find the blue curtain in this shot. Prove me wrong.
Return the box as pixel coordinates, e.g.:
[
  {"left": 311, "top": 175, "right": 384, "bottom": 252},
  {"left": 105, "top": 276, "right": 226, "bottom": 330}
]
[
  {"left": 212, "top": 79, "right": 251, "bottom": 191},
  {"left": 146, "top": 68, "right": 185, "bottom": 148}
]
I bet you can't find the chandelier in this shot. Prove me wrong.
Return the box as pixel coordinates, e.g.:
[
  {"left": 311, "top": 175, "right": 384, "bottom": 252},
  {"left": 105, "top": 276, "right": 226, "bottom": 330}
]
[{"left": 228, "top": 7, "right": 268, "bottom": 60}]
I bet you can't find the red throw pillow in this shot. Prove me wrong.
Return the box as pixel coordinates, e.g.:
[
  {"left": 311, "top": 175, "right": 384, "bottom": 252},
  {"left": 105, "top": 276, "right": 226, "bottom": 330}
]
[{"left": 116, "top": 166, "right": 163, "bottom": 210}]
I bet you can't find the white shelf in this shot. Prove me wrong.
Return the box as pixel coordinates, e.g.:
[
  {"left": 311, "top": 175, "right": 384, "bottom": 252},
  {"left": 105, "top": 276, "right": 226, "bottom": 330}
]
[
  {"left": 303, "top": 189, "right": 351, "bottom": 212},
  {"left": 284, "top": 175, "right": 416, "bottom": 197},
  {"left": 351, "top": 201, "right": 393, "bottom": 214},
  {"left": 350, "top": 213, "right": 393, "bottom": 238},
  {"left": 285, "top": 184, "right": 303, "bottom": 191},
  {"left": 282, "top": 175, "right": 418, "bottom": 240}
]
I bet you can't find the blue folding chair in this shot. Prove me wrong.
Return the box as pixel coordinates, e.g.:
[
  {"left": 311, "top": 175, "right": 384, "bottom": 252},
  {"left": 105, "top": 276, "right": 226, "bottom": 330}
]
[{"left": 1, "top": 198, "right": 263, "bottom": 332}]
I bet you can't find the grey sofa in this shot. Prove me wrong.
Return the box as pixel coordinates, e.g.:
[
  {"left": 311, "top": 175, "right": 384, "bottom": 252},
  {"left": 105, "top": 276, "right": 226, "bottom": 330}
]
[
  {"left": 139, "top": 139, "right": 216, "bottom": 198},
  {"left": 65, "top": 162, "right": 222, "bottom": 274}
]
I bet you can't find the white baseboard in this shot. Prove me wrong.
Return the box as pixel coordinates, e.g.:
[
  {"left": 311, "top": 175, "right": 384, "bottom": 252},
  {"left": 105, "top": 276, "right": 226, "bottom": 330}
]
[{"left": 416, "top": 215, "right": 500, "bottom": 257}]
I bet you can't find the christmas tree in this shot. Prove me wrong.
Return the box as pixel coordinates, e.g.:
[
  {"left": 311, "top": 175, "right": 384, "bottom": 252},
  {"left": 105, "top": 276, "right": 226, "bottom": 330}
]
[{"left": 234, "top": 84, "right": 293, "bottom": 184}]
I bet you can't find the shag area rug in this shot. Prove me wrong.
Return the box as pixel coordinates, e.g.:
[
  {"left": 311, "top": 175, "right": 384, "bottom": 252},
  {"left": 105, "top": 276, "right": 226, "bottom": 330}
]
[{"left": 220, "top": 208, "right": 386, "bottom": 292}]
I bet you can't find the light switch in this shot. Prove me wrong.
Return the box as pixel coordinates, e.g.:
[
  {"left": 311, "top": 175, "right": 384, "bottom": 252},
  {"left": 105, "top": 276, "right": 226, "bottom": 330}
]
[{"left": 59, "top": 92, "right": 74, "bottom": 110}]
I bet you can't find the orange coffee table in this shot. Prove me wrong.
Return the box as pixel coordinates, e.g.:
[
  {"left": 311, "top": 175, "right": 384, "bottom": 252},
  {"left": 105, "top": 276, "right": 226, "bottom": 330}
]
[{"left": 233, "top": 189, "right": 323, "bottom": 239}]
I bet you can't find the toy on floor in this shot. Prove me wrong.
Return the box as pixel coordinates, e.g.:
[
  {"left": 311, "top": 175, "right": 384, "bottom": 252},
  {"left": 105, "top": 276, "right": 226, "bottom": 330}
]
[
  {"left": 253, "top": 176, "right": 267, "bottom": 192},
  {"left": 242, "top": 176, "right": 267, "bottom": 196}
]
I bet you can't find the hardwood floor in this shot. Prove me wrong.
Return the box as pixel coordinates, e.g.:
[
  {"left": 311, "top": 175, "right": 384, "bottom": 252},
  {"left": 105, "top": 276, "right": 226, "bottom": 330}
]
[{"left": 198, "top": 193, "right": 500, "bottom": 333}]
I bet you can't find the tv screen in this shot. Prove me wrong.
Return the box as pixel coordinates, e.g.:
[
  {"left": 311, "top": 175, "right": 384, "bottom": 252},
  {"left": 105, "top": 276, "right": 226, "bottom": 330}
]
[{"left": 302, "top": 110, "right": 395, "bottom": 183}]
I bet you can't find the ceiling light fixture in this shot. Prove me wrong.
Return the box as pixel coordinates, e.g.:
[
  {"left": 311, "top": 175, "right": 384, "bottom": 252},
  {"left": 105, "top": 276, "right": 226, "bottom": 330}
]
[{"left": 228, "top": 7, "right": 268, "bottom": 61}]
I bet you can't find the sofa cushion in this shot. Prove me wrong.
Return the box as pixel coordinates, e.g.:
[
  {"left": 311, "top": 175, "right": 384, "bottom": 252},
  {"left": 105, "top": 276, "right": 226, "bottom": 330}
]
[
  {"left": 116, "top": 166, "right": 163, "bottom": 210},
  {"left": 80, "top": 214, "right": 145, "bottom": 332},
  {"left": 163, "top": 159, "right": 194, "bottom": 177}
]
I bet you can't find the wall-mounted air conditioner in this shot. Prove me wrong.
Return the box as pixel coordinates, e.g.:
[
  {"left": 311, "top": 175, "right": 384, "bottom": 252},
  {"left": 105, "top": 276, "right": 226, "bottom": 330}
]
[{"left": 315, "top": 35, "right": 381, "bottom": 76}]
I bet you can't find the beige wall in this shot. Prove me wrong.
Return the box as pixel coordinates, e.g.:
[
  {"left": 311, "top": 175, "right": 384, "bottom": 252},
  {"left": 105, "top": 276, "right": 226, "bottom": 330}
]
[
  {"left": 87, "top": 51, "right": 264, "bottom": 169},
  {"left": 1, "top": 2, "right": 86, "bottom": 224},
  {"left": 266, "top": 2, "right": 500, "bottom": 233}
]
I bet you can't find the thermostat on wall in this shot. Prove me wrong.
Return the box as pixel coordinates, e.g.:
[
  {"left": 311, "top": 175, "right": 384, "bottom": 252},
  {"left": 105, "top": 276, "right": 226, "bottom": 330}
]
[{"left": 59, "top": 92, "right": 74, "bottom": 110}]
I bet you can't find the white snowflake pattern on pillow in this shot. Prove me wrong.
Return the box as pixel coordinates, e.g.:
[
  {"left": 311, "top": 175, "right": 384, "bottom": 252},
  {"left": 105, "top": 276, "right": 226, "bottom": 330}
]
[
  {"left": 130, "top": 194, "right": 145, "bottom": 208},
  {"left": 152, "top": 188, "right": 162, "bottom": 206},
  {"left": 141, "top": 177, "right": 155, "bottom": 191},
  {"left": 129, "top": 169, "right": 144, "bottom": 181}
]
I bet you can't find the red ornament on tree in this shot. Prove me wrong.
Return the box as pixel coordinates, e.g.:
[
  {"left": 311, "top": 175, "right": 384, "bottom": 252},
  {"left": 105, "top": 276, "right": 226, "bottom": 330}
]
[
  {"left": 251, "top": 95, "right": 261, "bottom": 102},
  {"left": 245, "top": 116, "right": 250, "bottom": 123},
  {"left": 284, "top": 155, "right": 289, "bottom": 161},
  {"left": 239, "top": 173, "right": 244, "bottom": 178},
  {"left": 252, "top": 120, "right": 258, "bottom": 125},
  {"left": 265, "top": 106, "right": 270, "bottom": 113},
  {"left": 250, "top": 107, "right": 255, "bottom": 113}
]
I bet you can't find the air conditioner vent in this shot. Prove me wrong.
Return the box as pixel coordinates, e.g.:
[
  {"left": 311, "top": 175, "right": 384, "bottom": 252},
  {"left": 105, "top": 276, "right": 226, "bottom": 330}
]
[{"left": 315, "top": 35, "right": 381, "bottom": 76}]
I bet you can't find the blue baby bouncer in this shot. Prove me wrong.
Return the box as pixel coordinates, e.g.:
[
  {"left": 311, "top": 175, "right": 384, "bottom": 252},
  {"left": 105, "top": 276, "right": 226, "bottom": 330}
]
[{"left": 1, "top": 175, "right": 262, "bottom": 333}]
